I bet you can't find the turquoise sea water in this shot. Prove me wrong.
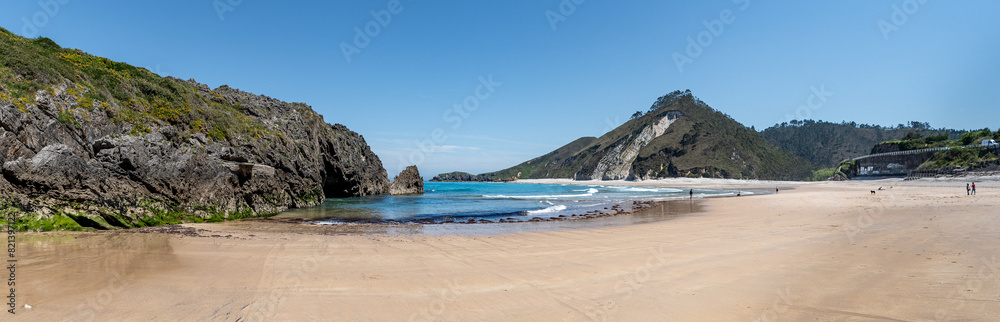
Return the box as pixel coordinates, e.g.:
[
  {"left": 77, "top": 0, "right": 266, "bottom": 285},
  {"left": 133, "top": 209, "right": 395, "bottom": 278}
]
[{"left": 278, "top": 182, "right": 737, "bottom": 224}]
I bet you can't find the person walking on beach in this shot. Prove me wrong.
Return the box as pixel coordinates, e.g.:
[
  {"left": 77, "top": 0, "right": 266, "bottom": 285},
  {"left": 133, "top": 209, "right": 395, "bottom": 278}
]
[
  {"left": 689, "top": 189, "right": 693, "bottom": 199},
  {"left": 972, "top": 182, "right": 976, "bottom": 195},
  {"left": 967, "top": 183, "right": 971, "bottom": 195}
]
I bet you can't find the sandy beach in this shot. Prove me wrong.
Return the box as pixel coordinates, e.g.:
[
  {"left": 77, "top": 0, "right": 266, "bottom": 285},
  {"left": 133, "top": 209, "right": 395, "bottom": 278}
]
[{"left": 11, "top": 178, "right": 1000, "bottom": 321}]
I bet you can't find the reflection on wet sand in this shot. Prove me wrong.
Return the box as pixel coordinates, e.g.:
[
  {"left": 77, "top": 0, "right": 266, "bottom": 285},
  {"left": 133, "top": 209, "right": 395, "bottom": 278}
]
[
  {"left": 20, "top": 232, "right": 180, "bottom": 319},
  {"left": 14, "top": 199, "right": 703, "bottom": 319},
  {"left": 223, "top": 199, "right": 704, "bottom": 235},
  {"left": 15, "top": 183, "right": 1000, "bottom": 320}
]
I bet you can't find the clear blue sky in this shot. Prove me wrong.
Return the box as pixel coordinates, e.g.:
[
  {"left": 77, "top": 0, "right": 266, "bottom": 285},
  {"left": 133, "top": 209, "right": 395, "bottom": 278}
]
[{"left": 3, "top": 1, "right": 998, "bottom": 176}]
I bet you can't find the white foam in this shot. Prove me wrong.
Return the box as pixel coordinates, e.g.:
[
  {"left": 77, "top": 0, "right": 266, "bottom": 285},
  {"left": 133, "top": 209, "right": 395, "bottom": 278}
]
[
  {"left": 485, "top": 188, "right": 598, "bottom": 199},
  {"left": 623, "top": 187, "right": 658, "bottom": 192},
  {"left": 609, "top": 186, "right": 684, "bottom": 193},
  {"left": 526, "top": 205, "right": 568, "bottom": 215}
]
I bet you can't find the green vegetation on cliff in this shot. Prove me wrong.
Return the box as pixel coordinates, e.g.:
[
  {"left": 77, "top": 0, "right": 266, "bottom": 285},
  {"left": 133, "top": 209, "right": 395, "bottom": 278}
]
[
  {"left": 917, "top": 147, "right": 998, "bottom": 171},
  {"left": 881, "top": 128, "right": 1000, "bottom": 171},
  {"left": 870, "top": 128, "right": 997, "bottom": 153},
  {"left": 0, "top": 27, "right": 273, "bottom": 141},
  {"left": 1, "top": 27, "right": 390, "bottom": 231},
  {"left": 0, "top": 196, "right": 273, "bottom": 232}
]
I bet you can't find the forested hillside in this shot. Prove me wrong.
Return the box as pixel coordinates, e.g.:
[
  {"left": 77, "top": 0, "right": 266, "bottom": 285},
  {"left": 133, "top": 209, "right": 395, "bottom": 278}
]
[{"left": 760, "top": 120, "right": 963, "bottom": 168}]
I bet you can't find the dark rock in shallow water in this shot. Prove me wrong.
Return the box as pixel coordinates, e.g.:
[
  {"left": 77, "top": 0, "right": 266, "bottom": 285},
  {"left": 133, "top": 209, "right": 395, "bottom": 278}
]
[{"left": 389, "top": 165, "right": 424, "bottom": 195}]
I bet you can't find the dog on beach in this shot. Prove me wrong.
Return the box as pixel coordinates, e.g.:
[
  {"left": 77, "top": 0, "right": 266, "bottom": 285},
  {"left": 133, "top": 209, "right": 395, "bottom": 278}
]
[{"left": 870, "top": 190, "right": 876, "bottom": 195}]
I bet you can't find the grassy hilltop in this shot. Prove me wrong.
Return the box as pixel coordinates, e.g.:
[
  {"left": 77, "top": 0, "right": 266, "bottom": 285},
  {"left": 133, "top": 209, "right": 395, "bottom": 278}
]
[{"left": 0, "top": 27, "right": 271, "bottom": 140}]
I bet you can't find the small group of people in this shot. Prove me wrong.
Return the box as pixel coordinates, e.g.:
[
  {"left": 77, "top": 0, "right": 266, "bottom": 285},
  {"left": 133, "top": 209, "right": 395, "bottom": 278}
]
[{"left": 967, "top": 182, "right": 977, "bottom": 195}]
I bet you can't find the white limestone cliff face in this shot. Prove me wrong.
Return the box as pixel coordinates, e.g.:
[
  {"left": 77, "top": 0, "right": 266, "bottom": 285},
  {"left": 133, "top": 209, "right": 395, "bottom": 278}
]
[{"left": 585, "top": 112, "right": 681, "bottom": 180}]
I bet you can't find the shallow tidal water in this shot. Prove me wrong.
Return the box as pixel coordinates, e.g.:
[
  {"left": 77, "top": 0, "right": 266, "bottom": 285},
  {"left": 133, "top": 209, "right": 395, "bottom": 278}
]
[
  {"left": 277, "top": 182, "right": 736, "bottom": 224},
  {"left": 262, "top": 182, "right": 747, "bottom": 235}
]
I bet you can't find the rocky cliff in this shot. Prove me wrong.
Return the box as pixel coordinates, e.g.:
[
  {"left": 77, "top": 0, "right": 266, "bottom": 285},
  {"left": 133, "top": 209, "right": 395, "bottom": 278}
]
[
  {"left": 0, "top": 28, "right": 390, "bottom": 230},
  {"left": 389, "top": 165, "right": 424, "bottom": 195},
  {"left": 582, "top": 111, "right": 682, "bottom": 180}
]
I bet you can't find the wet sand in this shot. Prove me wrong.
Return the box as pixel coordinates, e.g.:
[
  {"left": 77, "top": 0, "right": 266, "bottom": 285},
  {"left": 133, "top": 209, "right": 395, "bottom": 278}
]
[
  {"left": 246, "top": 199, "right": 703, "bottom": 236},
  {"left": 10, "top": 180, "right": 1000, "bottom": 320}
]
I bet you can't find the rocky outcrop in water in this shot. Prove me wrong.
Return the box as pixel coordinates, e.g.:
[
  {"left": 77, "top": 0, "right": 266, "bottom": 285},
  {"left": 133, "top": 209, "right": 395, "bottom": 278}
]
[{"left": 389, "top": 165, "right": 424, "bottom": 195}]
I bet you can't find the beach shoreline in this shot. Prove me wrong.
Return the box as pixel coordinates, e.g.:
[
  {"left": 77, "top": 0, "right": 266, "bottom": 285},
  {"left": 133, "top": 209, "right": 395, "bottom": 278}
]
[{"left": 11, "top": 179, "right": 1000, "bottom": 320}]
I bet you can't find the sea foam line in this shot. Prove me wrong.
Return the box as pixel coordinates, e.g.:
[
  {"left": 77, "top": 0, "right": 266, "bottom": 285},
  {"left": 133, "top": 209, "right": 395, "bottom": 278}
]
[
  {"left": 485, "top": 188, "right": 598, "bottom": 199},
  {"left": 526, "top": 204, "right": 568, "bottom": 215}
]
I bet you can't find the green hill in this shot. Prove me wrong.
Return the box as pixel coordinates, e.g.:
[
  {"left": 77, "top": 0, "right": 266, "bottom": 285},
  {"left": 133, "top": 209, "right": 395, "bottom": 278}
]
[
  {"left": 436, "top": 90, "right": 813, "bottom": 181},
  {"left": 878, "top": 128, "right": 1000, "bottom": 171},
  {"left": 760, "top": 120, "right": 963, "bottom": 168}
]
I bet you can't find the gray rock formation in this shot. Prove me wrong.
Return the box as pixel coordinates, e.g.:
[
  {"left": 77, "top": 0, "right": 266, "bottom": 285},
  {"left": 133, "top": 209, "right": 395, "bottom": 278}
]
[
  {"left": 582, "top": 111, "right": 683, "bottom": 180},
  {"left": 0, "top": 79, "right": 390, "bottom": 228},
  {"left": 389, "top": 165, "right": 424, "bottom": 195}
]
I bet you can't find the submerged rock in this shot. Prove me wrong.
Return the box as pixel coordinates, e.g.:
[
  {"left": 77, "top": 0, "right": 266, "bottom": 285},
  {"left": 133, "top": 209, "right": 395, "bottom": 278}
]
[{"left": 389, "top": 165, "right": 424, "bottom": 195}]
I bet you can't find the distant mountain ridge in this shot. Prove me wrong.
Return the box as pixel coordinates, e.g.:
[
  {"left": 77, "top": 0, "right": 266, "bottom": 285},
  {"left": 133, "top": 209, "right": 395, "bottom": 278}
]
[{"left": 434, "top": 90, "right": 813, "bottom": 182}]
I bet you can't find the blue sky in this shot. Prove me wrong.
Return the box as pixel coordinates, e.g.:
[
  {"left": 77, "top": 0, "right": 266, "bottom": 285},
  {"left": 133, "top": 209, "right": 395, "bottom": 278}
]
[{"left": 2, "top": 1, "right": 998, "bottom": 177}]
